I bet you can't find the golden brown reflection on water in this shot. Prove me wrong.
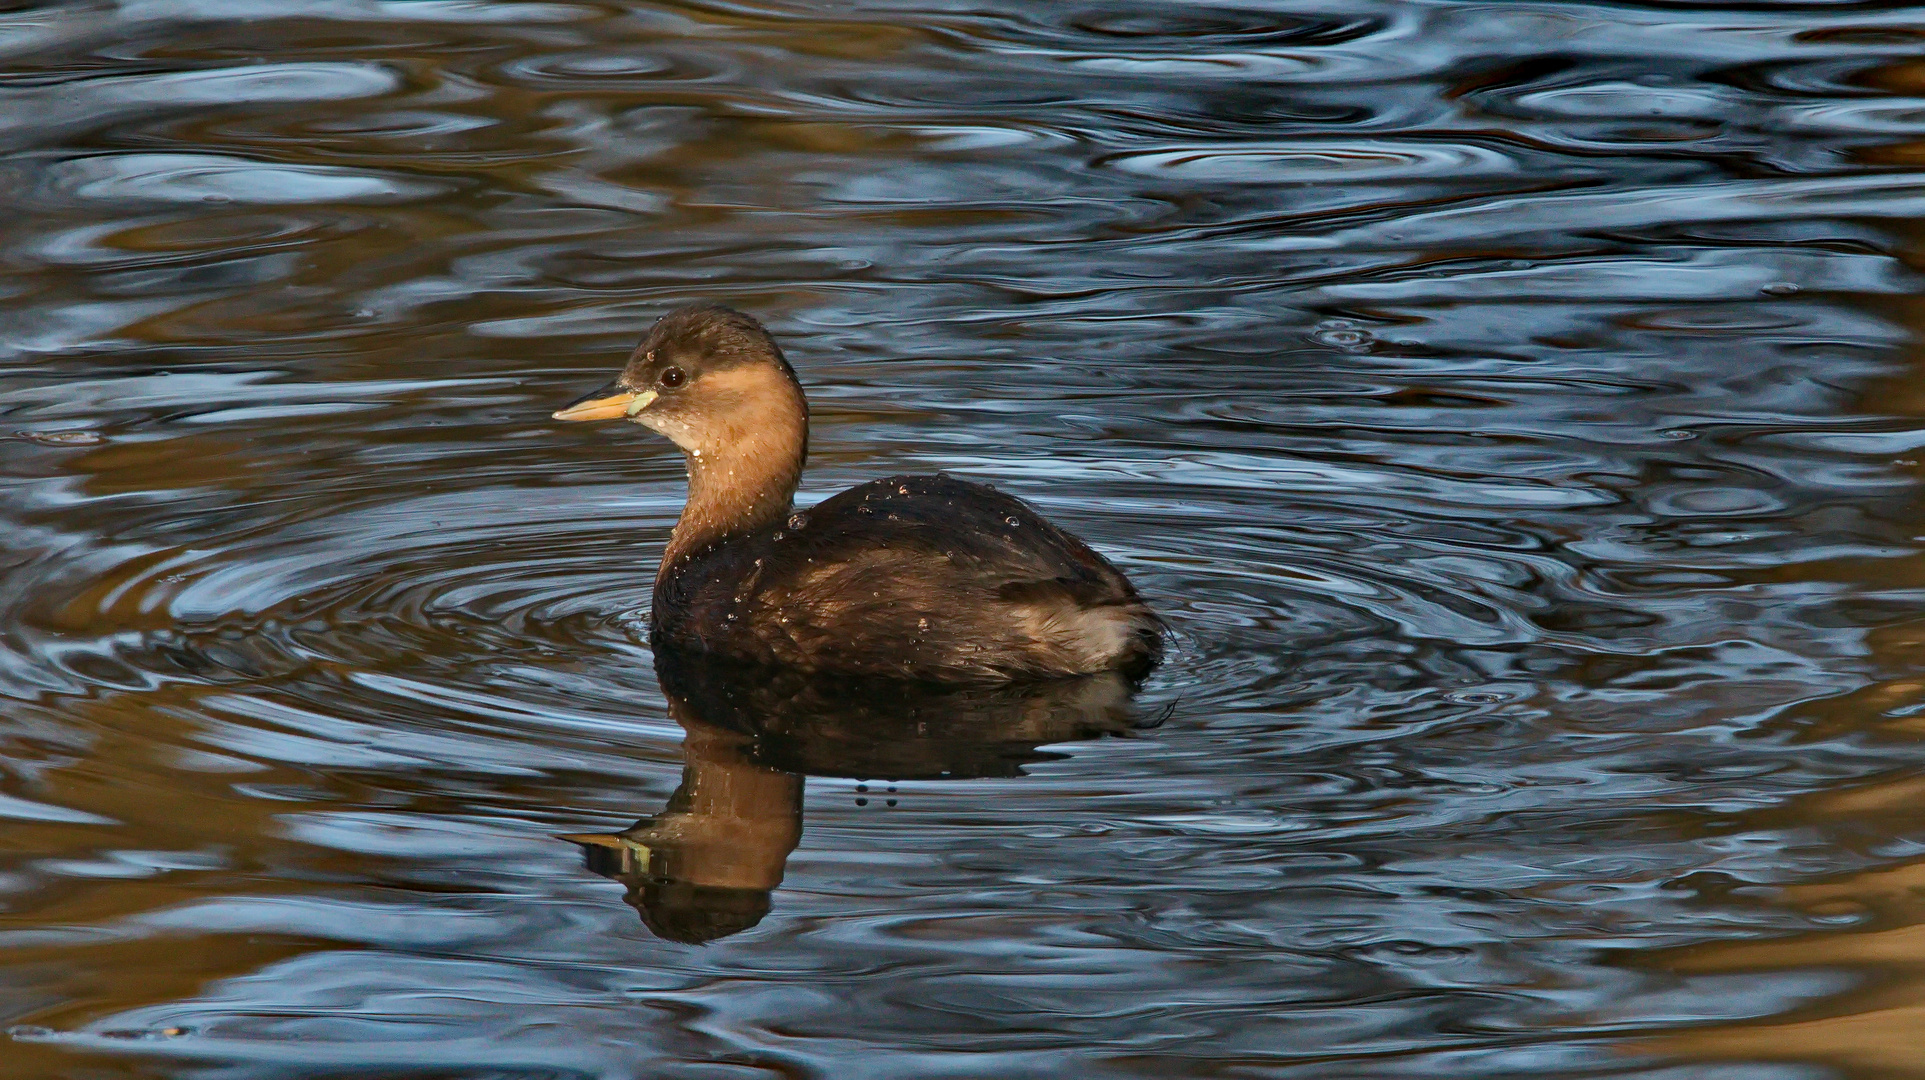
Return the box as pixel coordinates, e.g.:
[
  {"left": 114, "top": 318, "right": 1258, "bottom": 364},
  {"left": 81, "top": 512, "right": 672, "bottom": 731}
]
[
  {"left": 1649, "top": 835, "right": 1925, "bottom": 1076},
  {"left": 1639, "top": 199, "right": 1925, "bottom": 1080},
  {"left": 4, "top": 1, "right": 1925, "bottom": 1078}
]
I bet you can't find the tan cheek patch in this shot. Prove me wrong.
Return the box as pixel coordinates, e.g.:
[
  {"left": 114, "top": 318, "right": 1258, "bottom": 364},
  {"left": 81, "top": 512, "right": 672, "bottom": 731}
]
[
  {"left": 685, "top": 366, "right": 805, "bottom": 449},
  {"left": 694, "top": 365, "right": 792, "bottom": 402},
  {"left": 635, "top": 364, "right": 806, "bottom": 456}
]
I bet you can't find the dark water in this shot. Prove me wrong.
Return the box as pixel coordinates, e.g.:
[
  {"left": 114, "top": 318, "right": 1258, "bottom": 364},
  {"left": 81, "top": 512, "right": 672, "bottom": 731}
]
[{"left": 3, "top": 1, "right": 1925, "bottom": 1076}]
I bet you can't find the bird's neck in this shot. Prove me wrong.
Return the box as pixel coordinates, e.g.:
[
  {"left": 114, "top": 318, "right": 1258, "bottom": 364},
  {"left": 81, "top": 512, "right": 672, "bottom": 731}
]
[{"left": 659, "top": 409, "right": 806, "bottom": 581}]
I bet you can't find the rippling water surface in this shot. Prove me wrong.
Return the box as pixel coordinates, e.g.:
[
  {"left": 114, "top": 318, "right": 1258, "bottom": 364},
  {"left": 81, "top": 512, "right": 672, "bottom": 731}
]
[{"left": 3, "top": 1, "right": 1925, "bottom": 1076}]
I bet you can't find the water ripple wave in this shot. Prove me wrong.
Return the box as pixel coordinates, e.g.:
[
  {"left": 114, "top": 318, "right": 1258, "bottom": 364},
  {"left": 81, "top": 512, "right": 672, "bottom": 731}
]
[{"left": 0, "top": 1, "right": 1923, "bottom": 1078}]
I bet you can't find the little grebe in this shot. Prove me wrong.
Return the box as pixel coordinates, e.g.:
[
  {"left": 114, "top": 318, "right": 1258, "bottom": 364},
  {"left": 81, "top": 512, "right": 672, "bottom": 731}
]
[{"left": 554, "top": 305, "right": 1161, "bottom": 682}]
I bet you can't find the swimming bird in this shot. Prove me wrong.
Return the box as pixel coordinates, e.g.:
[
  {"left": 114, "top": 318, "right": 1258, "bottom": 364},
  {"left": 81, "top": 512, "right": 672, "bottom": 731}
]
[{"left": 554, "top": 305, "right": 1161, "bottom": 682}]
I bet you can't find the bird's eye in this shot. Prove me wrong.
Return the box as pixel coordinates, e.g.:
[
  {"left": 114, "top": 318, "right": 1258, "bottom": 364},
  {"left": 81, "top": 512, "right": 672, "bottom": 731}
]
[{"left": 660, "top": 366, "right": 686, "bottom": 389}]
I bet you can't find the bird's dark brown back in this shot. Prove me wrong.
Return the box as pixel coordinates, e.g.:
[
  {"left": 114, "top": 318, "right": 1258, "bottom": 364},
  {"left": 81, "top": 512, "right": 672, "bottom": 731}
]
[{"left": 654, "top": 474, "right": 1161, "bottom": 680}]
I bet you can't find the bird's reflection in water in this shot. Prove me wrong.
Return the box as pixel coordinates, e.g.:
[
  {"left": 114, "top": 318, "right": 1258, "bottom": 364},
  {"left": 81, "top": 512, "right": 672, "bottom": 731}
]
[{"left": 563, "top": 654, "right": 1151, "bottom": 943}]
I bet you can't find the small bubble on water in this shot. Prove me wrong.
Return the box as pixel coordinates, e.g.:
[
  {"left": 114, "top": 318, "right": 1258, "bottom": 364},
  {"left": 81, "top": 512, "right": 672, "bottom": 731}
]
[
  {"left": 1660, "top": 428, "right": 1697, "bottom": 440},
  {"left": 17, "top": 429, "right": 103, "bottom": 446},
  {"left": 1447, "top": 690, "right": 1508, "bottom": 704},
  {"left": 1005, "top": 515, "right": 1020, "bottom": 526},
  {"left": 1760, "top": 282, "right": 1801, "bottom": 296},
  {"left": 1312, "top": 319, "right": 1375, "bottom": 351}
]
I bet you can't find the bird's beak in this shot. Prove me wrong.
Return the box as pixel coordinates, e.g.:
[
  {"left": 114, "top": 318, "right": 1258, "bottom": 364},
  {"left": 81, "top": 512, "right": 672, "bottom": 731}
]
[
  {"left": 558, "top": 832, "right": 654, "bottom": 874},
  {"left": 553, "top": 380, "right": 657, "bottom": 422}
]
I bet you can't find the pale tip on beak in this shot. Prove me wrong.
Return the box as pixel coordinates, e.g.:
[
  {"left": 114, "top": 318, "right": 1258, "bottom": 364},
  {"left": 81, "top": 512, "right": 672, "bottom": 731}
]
[{"left": 553, "top": 387, "right": 657, "bottom": 422}]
